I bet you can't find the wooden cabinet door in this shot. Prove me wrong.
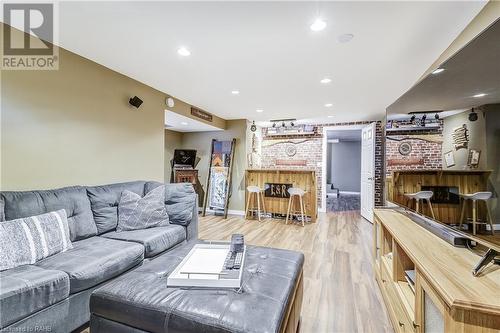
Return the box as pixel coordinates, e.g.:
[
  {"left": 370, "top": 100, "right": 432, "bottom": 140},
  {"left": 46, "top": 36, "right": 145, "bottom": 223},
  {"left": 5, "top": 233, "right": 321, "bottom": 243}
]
[{"left": 415, "top": 272, "right": 446, "bottom": 333}]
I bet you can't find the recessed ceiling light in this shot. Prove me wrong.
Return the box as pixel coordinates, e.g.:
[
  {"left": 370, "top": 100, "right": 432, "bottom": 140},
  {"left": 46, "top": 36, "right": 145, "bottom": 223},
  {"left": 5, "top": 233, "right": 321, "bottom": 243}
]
[
  {"left": 177, "top": 47, "right": 191, "bottom": 56},
  {"left": 337, "top": 33, "right": 354, "bottom": 43},
  {"left": 320, "top": 78, "right": 332, "bottom": 84},
  {"left": 473, "top": 93, "right": 486, "bottom": 98},
  {"left": 180, "top": 121, "right": 188, "bottom": 126},
  {"left": 432, "top": 68, "right": 445, "bottom": 75},
  {"left": 324, "top": 103, "right": 333, "bottom": 107},
  {"left": 256, "top": 109, "right": 264, "bottom": 113},
  {"left": 327, "top": 115, "right": 334, "bottom": 118},
  {"left": 310, "top": 18, "right": 326, "bottom": 32},
  {"left": 231, "top": 90, "right": 240, "bottom": 95}
]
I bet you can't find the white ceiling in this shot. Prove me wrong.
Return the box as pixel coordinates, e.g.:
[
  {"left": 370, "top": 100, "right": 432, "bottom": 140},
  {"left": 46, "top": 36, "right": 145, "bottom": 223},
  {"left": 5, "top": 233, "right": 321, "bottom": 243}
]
[
  {"left": 58, "top": 1, "right": 486, "bottom": 123},
  {"left": 327, "top": 129, "right": 361, "bottom": 142},
  {"left": 164, "top": 110, "right": 222, "bottom": 132}
]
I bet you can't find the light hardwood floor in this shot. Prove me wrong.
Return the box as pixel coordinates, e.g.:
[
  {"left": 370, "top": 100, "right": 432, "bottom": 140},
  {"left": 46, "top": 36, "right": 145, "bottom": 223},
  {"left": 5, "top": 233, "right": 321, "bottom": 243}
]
[
  {"left": 82, "top": 211, "right": 393, "bottom": 333},
  {"left": 199, "top": 212, "right": 393, "bottom": 333}
]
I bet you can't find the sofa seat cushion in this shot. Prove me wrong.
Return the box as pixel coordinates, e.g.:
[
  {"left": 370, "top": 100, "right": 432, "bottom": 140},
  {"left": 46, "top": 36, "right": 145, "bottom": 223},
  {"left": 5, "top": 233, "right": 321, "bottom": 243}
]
[
  {"left": 0, "top": 265, "right": 69, "bottom": 329},
  {"left": 36, "top": 237, "right": 144, "bottom": 294},
  {"left": 90, "top": 243, "right": 304, "bottom": 333},
  {"left": 101, "top": 225, "right": 186, "bottom": 258}
]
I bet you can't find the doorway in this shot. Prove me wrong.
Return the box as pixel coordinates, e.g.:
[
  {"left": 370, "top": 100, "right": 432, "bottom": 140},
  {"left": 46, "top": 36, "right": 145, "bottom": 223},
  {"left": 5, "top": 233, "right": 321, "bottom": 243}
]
[{"left": 325, "top": 128, "right": 362, "bottom": 212}]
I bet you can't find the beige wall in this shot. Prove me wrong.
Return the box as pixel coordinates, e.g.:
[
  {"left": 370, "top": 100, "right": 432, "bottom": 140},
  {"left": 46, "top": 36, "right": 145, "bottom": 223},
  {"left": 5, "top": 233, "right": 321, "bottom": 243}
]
[
  {"left": 166, "top": 96, "right": 226, "bottom": 130},
  {"left": 164, "top": 129, "right": 184, "bottom": 182},
  {"left": 441, "top": 110, "right": 487, "bottom": 170},
  {"left": 179, "top": 120, "right": 247, "bottom": 211},
  {"left": 1, "top": 26, "right": 166, "bottom": 190}
]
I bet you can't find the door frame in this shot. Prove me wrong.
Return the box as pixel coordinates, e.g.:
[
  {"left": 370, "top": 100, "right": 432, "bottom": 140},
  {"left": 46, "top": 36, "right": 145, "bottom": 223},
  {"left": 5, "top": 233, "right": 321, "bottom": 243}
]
[{"left": 321, "top": 124, "right": 365, "bottom": 212}]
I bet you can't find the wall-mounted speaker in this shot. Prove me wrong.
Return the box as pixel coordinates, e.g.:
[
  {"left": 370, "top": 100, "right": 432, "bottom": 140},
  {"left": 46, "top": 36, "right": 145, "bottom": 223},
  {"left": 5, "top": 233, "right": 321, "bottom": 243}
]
[{"left": 129, "top": 96, "right": 143, "bottom": 108}]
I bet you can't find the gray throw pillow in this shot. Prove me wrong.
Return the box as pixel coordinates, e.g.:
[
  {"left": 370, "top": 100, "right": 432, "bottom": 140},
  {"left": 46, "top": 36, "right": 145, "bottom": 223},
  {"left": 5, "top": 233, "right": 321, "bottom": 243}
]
[
  {"left": 0, "top": 209, "right": 73, "bottom": 271},
  {"left": 117, "top": 185, "right": 169, "bottom": 232}
]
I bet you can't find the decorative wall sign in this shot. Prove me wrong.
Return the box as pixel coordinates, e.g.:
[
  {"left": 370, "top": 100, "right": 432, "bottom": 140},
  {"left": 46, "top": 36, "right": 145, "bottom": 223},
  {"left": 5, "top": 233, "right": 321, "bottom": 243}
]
[
  {"left": 276, "top": 159, "right": 307, "bottom": 166},
  {"left": 285, "top": 144, "right": 297, "bottom": 157},
  {"left": 398, "top": 142, "right": 412, "bottom": 155},
  {"left": 467, "top": 149, "right": 481, "bottom": 167},
  {"left": 264, "top": 183, "right": 292, "bottom": 198},
  {"left": 444, "top": 150, "right": 455, "bottom": 168},
  {"left": 191, "top": 107, "right": 213, "bottom": 122},
  {"left": 452, "top": 124, "right": 469, "bottom": 150},
  {"left": 387, "top": 158, "right": 424, "bottom": 166}
]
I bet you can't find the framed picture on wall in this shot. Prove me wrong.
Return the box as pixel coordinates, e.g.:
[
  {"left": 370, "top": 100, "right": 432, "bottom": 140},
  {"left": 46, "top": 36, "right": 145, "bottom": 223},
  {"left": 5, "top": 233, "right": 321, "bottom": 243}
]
[
  {"left": 444, "top": 150, "right": 455, "bottom": 168},
  {"left": 467, "top": 149, "right": 481, "bottom": 168}
]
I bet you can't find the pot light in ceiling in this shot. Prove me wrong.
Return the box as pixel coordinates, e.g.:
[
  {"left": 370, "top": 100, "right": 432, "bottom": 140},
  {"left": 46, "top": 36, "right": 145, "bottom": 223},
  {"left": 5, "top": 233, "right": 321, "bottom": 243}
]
[
  {"left": 310, "top": 18, "right": 327, "bottom": 32},
  {"left": 256, "top": 109, "right": 264, "bottom": 113},
  {"left": 231, "top": 90, "right": 240, "bottom": 95},
  {"left": 177, "top": 47, "right": 191, "bottom": 56},
  {"left": 432, "top": 68, "right": 445, "bottom": 75},
  {"left": 473, "top": 93, "right": 486, "bottom": 98},
  {"left": 337, "top": 33, "right": 354, "bottom": 43},
  {"left": 320, "top": 77, "right": 332, "bottom": 84},
  {"left": 180, "top": 121, "right": 188, "bottom": 126},
  {"left": 327, "top": 115, "right": 334, "bottom": 118},
  {"left": 324, "top": 103, "right": 333, "bottom": 107}
]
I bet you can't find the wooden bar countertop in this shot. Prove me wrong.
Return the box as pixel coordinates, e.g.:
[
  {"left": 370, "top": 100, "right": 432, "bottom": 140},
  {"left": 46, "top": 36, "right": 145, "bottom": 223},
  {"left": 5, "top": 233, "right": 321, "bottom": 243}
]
[{"left": 374, "top": 208, "right": 500, "bottom": 316}]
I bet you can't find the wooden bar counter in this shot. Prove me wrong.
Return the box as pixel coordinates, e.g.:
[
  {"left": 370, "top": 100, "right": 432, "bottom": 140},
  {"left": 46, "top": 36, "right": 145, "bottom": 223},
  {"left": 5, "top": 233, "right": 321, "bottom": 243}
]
[
  {"left": 387, "top": 169, "right": 492, "bottom": 224},
  {"left": 245, "top": 169, "right": 317, "bottom": 222}
]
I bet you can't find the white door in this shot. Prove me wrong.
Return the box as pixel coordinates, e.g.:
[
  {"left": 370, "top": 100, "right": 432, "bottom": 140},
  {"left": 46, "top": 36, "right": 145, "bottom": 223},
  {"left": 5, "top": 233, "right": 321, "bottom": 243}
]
[{"left": 361, "top": 122, "right": 376, "bottom": 223}]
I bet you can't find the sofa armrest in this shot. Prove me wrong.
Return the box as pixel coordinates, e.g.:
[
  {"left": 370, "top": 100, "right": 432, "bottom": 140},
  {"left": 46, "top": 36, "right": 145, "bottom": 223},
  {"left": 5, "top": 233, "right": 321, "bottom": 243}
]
[{"left": 185, "top": 195, "right": 199, "bottom": 241}]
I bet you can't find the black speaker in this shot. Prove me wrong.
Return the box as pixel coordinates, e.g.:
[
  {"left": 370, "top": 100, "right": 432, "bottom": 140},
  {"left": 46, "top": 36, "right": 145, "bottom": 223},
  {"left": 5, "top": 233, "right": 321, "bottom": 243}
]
[{"left": 129, "top": 96, "right": 143, "bottom": 108}]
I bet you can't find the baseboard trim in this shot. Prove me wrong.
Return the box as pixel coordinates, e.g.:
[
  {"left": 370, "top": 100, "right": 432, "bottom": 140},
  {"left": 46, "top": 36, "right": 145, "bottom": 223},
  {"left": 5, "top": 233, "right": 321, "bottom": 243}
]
[{"left": 201, "top": 208, "right": 246, "bottom": 216}]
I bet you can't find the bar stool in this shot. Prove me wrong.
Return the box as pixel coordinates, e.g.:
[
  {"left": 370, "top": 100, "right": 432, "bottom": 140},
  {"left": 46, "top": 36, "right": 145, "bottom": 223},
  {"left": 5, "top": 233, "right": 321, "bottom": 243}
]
[
  {"left": 404, "top": 191, "right": 435, "bottom": 219},
  {"left": 286, "top": 187, "right": 306, "bottom": 227},
  {"left": 458, "top": 192, "right": 494, "bottom": 235},
  {"left": 245, "top": 186, "right": 266, "bottom": 221}
]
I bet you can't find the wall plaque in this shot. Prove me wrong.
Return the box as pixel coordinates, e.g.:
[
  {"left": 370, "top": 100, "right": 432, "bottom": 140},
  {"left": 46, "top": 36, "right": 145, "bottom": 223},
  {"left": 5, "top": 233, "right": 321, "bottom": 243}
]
[
  {"left": 387, "top": 158, "right": 424, "bottom": 166},
  {"left": 264, "top": 183, "right": 292, "bottom": 198},
  {"left": 276, "top": 159, "right": 307, "bottom": 166},
  {"left": 191, "top": 107, "right": 213, "bottom": 122}
]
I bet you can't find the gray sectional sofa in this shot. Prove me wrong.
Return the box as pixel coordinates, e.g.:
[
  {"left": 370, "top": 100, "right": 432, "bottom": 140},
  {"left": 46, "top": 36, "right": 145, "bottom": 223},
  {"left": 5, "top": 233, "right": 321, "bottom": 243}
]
[{"left": 0, "top": 180, "right": 198, "bottom": 333}]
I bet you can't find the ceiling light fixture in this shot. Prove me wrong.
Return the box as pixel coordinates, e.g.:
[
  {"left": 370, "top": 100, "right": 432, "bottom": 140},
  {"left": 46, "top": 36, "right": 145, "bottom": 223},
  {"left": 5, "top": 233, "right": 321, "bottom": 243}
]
[
  {"left": 324, "top": 103, "right": 333, "bottom": 107},
  {"left": 410, "top": 115, "right": 416, "bottom": 123},
  {"left": 435, "top": 113, "right": 440, "bottom": 120},
  {"left": 281, "top": 121, "right": 286, "bottom": 128},
  {"left": 177, "top": 47, "right": 191, "bottom": 56},
  {"left": 180, "top": 121, "right": 188, "bottom": 126},
  {"left": 310, "top": 18, "right": 326, "bottom": 32},
  {"left": 256, "top": 109, "right": 264, "bottom": 113},
  {"left": 432, "top": 68, "right": 445, "bottom": 75},
  {"left": 231, "top": 90, "right": 240, "bottom": 95},
  {"left": 473, "top": 93, "right": 486, "bottom": 98},
  {"left": 327, "top": 115, "right": 334, "bottom": 118},
  {"left": 337, "top": 33, "right": 354, "bottom": 43},
  {"left": 272, "top": 123, "right": 276, "bottom": 128},
  {"left": 421, "top": 115, "right": 427, "bottom": 127},
  {"left": 320, "top": 78, "right": 331, "bottom": 84}
]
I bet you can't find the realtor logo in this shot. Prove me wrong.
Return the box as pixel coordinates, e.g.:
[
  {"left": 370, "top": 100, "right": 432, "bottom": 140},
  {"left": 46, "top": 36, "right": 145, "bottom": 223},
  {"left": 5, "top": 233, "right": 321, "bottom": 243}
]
[{"left": 2, "top": 2, "right": 59, "bottom": 70}]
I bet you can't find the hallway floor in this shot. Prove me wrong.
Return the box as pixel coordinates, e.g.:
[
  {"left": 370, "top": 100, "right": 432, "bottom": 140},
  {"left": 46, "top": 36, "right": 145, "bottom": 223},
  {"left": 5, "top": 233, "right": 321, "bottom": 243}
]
[{"left": 326, "top": 193, "right": 361, "bottom": 212}]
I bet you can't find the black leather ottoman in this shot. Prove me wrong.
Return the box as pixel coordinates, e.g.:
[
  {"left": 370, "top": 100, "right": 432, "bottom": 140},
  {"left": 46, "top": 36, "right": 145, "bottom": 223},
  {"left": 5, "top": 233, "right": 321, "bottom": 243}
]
[{"left": 90, "top": 241, "right": 304, "bottom": 333}]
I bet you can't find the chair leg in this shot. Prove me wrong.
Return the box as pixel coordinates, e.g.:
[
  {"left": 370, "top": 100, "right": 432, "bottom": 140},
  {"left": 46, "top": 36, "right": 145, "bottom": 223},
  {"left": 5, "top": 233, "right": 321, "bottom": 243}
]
[
  {"left": 427, "top": 199, "right": 435, "bottom": 219},
  {"left": 261, "top": 192, "right": 267, "bottom": 217},
  {"left": 245, "top": 192, "right": 252, "bottom": 219},
  {"left": 472, "top": 200, "right": 477, "bottom": 235},
  {"left": 415, "top": 199, "right": 420, "bottom": 214},
  {"left": 459, "top": 199, "right": 466, "bottom": 229},
  {"left": 299, "top": 196, "right": 305, "bottom": 227},
  {"left": 257, "top": 191, "right": 261, "bottom": 222},
  {"left": 485, "top": 201, "right": 495, "bottom": 235},
  {"left": 286, "top": 195, "right": 292, "bottom": 224}
]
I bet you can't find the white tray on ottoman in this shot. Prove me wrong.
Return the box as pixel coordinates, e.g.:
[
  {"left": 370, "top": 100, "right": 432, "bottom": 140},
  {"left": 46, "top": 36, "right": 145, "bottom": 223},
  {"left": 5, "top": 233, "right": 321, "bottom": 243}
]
[{"left": 167, "top": 242, "right": 246, "bottom": 289}]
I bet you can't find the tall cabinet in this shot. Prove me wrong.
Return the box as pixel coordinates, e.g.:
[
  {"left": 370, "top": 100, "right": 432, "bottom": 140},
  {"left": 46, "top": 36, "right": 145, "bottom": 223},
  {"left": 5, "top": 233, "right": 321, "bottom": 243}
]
[{"left": 373, "top": 209, "right": 500, "bottom": 333}]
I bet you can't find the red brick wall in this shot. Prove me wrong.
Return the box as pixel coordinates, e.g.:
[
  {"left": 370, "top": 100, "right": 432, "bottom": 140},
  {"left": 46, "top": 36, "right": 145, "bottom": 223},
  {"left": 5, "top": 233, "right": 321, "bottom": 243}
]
[
  {"left": 385, "top": 136, "right": 442, "bottom": 175},
  {"left": 260, "top": 121, "right": 384, "bottom": 208}
]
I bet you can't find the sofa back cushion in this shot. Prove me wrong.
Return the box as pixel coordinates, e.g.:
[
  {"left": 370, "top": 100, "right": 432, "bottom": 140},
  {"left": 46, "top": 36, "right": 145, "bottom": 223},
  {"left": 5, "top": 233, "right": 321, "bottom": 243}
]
[
  {"left": 145, "top": 182, "right": 196, "bottom": 226},
  {"left": 86, "top": 181, "right": 146, "bottom": 234},
  {"left": 0, "top": 186, "right": 97, "bottom": 241},
  {"left": 0, "top": 209, "right": 73, "bottom": 271}
]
